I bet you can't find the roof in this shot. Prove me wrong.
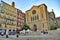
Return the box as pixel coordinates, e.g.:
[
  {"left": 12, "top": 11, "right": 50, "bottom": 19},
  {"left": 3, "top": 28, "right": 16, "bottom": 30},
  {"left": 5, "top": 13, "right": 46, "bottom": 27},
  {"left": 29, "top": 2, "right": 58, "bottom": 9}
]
[
  {"left": 2, "top": 1, "right": 16, "bottom": 9},
  {"left": 26, "top": 3, "right": 47, "bottom": 12}
]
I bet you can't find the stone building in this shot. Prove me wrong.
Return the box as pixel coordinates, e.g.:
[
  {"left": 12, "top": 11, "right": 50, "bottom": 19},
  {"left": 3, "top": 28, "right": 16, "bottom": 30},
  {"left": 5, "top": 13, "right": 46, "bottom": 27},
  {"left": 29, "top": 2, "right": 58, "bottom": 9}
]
[
  {"left": 17, "top": 9, "right": 25, "bottom": 30},
  {"left": 0, "top": 0, "right": 17, "bottom": 30},
  {"left": 56, "top": 17, "right": 60, "bottom": 28},
  {"left": 26, "top": 4, "right": 56, "bottom": 31}
]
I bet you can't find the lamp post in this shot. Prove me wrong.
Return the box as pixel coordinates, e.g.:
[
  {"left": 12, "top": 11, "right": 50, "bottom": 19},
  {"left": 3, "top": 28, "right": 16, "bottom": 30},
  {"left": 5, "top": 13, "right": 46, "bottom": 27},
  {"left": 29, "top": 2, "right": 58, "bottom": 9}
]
[
  {"left": 6, "top": 27, "right": 8, "bottom": 38},
  {"left": 5, "top": 23, "right": 6, "bottom": 35},
  {"left": 5, "top": 18, "right": 8, "bottom": 38}
]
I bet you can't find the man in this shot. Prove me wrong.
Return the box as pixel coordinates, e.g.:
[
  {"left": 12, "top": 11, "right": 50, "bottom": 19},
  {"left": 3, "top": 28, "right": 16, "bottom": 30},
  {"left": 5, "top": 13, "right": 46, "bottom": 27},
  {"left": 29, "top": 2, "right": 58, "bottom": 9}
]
[{"left": 16, "top": 29, "right": 19, "bottom": 38}]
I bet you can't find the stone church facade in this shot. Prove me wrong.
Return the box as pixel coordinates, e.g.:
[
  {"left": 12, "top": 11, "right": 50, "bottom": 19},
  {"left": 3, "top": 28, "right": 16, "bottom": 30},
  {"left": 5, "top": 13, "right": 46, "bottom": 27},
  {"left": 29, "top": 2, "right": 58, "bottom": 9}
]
[
  {"left": 26, "top": 4, "right": 57, "bottom": 31},
  {"left": 56, "top": 17, "right": 60, "bottom": 28}
]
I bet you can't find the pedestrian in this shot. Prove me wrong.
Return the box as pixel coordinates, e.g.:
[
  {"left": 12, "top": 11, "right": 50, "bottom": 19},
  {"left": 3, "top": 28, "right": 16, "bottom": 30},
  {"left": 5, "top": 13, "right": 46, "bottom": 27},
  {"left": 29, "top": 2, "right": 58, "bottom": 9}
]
[
  {"left": 16, "top": 30, "right": 19, "bottom": 38},
  {"left": 6, "top": 29, "right": 9, "bottom": 38}
]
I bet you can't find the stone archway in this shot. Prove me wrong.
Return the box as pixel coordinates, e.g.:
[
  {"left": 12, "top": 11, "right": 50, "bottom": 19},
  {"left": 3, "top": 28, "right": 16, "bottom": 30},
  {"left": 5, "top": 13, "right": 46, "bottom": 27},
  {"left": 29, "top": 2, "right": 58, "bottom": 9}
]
[{"left": 33, "top": 24, "right": 37, "bottom": 31}]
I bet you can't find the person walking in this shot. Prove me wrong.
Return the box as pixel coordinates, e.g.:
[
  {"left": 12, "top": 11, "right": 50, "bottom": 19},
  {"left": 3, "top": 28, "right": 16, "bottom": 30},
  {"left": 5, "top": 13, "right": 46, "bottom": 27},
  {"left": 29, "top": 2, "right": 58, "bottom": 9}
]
[{"left": 16, "top": 30, "right": 19, "bottom": 38}]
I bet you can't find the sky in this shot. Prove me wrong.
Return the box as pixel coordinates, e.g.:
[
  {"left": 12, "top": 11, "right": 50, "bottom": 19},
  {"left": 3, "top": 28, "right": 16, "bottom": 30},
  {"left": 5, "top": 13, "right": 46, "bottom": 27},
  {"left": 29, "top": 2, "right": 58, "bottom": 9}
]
[{"left": 2, "top": 0, "right": 60, "bottom": 17}]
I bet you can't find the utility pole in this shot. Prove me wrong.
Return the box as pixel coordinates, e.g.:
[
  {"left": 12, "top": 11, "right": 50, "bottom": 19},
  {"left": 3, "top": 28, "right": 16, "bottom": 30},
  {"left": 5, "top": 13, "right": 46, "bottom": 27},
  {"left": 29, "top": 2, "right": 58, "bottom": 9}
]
[{"left": 6, "top": 0, "right": 9, "bottom": 38}]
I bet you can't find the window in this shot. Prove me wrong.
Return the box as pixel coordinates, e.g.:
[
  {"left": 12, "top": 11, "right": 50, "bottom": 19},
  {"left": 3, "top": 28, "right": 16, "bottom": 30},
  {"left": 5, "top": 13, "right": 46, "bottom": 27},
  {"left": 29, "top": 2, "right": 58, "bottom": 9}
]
[
  {"left": 3, "top": 18, "right": 5, "bottom": 22},
  {"left": 14, "top": 18, "right": 16, "bottom": 20},
  {"left": 32, "top": 10, "right": 36, "bottom": 14},
  {"left": 0, "top": 18, "right": 2, "bottom": 22},
  {"left": 31, "top": 15, "right": 39, "bottom": 21},
  {"left": 34, "top": 16, "right": 36, "bottom": 20},
  {"left": 6, "top": 19, "right": 8, "bottom": 24},
  {"left": 43, "top": 24, "right": 44, "bottom": 28},
  {"left": 41, "top": 13, "right": 43, "bottom": 18},
  {"left": 6, "top": 15, "right": 9, "bottom": 18},
  {"left": 1, "top": 13, "right": 4, "bottom": 17},
  {"left": 6, "top": 12, "right": 9, "bottom": 15},
  {"left": 33, "top": 16, "right": 34, "bottom": 21},
  {"left": 18, "top": 23, "right": 20, "bottom": 26},
  {"left": 31, "top": 17, "right": 32, "bottom": 21},
  {"left": 6, "top": 7, "right": 8, "bottom": 10},
  {"left": 1, "top": 8, "right": 4, "bottom": 13},
  {"left": 10, "top": 20, "right": 12, "bottom": 24},
  {"left": 37, "top": 15, "right": 39, "bottom": 20},
  {"left": 14, "top": 14, "right": 16, "bottom": 17},
  {"left": 13, "top": 21, "right": 15, "bottom": 24}
]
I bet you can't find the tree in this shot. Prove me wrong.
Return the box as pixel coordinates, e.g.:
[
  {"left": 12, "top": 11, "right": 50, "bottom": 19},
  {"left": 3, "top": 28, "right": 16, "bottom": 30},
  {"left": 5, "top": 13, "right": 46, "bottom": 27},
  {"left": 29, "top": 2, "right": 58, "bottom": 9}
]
[
  {"left": 21, "top": 24, "right": 31, "bottom": 30},
  {"left": 50, "top": 25, "right": 57, "bottom": 30}
]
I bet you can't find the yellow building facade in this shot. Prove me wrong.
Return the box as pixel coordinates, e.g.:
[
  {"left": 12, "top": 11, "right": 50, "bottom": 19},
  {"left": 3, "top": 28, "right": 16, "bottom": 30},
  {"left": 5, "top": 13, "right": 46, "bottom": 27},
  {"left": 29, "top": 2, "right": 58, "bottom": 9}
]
[
  {"left": 26, "top": 4, "right": 56, "bottom": 31},
  {"left": 0, "top": 0, "right": 17, "bottom": 30}
]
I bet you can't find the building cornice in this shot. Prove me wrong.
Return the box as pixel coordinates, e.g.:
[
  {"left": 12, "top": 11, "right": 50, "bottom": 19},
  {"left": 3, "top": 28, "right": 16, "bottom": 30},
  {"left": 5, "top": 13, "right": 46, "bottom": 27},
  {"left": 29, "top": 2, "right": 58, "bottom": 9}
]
[{"left": 2, "top": 1, "right": 16, "bottom": 9}]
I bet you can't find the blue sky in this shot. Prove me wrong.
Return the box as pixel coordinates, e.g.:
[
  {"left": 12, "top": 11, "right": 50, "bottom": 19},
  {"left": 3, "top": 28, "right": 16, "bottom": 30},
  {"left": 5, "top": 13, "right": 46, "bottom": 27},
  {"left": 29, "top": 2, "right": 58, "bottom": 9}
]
[{"left": 3, "top": 0, "right": 60, "bottom": 17}]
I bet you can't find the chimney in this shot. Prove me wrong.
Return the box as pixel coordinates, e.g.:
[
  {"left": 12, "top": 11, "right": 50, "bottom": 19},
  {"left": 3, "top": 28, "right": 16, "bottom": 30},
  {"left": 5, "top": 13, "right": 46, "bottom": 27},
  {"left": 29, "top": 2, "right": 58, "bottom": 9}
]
[
  {"left": 11, "top": 2, "right": 15, "bottom": 7},
  {"left": 52, "top": 9, "right": 54, "bottom": 12}
]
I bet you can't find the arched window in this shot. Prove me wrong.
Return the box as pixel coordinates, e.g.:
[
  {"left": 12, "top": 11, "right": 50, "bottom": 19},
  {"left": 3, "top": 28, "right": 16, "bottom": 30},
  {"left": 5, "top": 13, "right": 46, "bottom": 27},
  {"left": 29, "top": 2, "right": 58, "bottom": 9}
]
[
  {"left": 41, "top": 13, "right": 43, "bottom": 18},
  {"left": 31, "top": 16, "right": 34, "bottom": 21},
  {"left": 43, "top": 24, "right": 44, "bottom": 28},
  {"left": 31, "top": 17, "right": 32, "bottom": 21},
  {"left": 33, "top": 16, "right": 34, "bottom": 21},
  {"left": 32, "top": 10, "right": 36, "bottom": 14},
  {"left": 37, "top": 15, "right": 39, "bottom": 20},
  {"left": 35, "top": 16, "right": 36, "bottom": 20}
]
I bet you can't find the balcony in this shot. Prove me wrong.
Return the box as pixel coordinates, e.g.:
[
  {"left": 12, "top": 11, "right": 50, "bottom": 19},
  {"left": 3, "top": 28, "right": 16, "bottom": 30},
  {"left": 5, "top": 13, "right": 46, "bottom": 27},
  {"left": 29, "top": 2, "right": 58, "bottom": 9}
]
[
  {"left": 1, "top": 9, "right": 4, "bottom": 13},
  {"left": 3, "top": 19, "right": 6, "bottom": 23},
  {"left": 17, "top": 19, "right": 21, "bottom": 22},
  {"left": 13, "top": 22, "right": 16, "bottom": 25},
  {"left": 0, "top": 18, "right": 3, "bottom": 22},
  {"left": 10, "top": 16, "right": 14, "bottom": 20},
  {"left": 14, "top": 14, "right": 16, "bottom": 17},
  {"left": 6, "top": 20, "right": 10, "bottom": 25},
  {"left": 0, "top": 13, "right": 4, "bottom": 18},
  {"left": 10, "top": 21, "right": 13, "bottom": 25},
  {"left": 10, "top": 12, "right": 13, "bottom": 16},
  {"left": 10, "top": 16, "right": 11, "bottom": 19},
  {"left": 6, "top": 15, "right": 9, "bottom": 18},
  {"left": 14, "top": 18, "right": 16, "bottom": 21}
]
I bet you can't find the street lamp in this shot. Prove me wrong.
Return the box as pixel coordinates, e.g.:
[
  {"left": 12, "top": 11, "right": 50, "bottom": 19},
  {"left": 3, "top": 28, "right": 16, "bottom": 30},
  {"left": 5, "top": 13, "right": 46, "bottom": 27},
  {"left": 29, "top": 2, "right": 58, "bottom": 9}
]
[
  {"left": 5, "top": 23, "right": 6, "bottom": 35},
  {"left": 5, "top": 17, "right": 8, "bottom": 38}
]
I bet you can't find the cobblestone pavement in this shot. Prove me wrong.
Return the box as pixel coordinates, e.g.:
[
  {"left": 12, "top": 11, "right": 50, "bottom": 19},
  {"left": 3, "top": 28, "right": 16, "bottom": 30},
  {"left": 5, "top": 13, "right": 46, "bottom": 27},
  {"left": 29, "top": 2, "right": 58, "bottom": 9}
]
[
  {"left": 0, "top": 30, "right": 60, "bottom": 40},
  {"left": 0, "top": 34, "right": 60, "bottom": 40}
]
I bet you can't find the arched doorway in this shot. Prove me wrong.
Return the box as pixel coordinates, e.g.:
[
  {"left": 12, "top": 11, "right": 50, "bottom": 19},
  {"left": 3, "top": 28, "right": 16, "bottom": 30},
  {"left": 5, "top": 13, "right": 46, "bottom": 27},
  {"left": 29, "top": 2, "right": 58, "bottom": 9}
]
[{"left": 33, "top": 24, "right": 37, "bottom": 31}]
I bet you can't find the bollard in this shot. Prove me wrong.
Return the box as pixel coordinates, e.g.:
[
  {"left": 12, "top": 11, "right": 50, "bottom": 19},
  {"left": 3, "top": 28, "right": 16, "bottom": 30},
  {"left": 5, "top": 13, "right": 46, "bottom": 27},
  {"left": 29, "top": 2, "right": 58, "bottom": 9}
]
[
  {"left": 16, "top": 34, "right": 19, "bottom": 38},
  {"left": 6, "top": 35, "right": 8, "bottom": 38}
]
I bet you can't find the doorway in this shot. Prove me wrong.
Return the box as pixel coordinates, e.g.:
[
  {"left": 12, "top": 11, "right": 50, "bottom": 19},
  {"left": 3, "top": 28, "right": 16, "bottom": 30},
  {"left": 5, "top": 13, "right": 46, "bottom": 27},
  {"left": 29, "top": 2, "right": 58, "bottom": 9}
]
[{"left": 33, "top": 24, "right": 37, "bottom": 31}]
